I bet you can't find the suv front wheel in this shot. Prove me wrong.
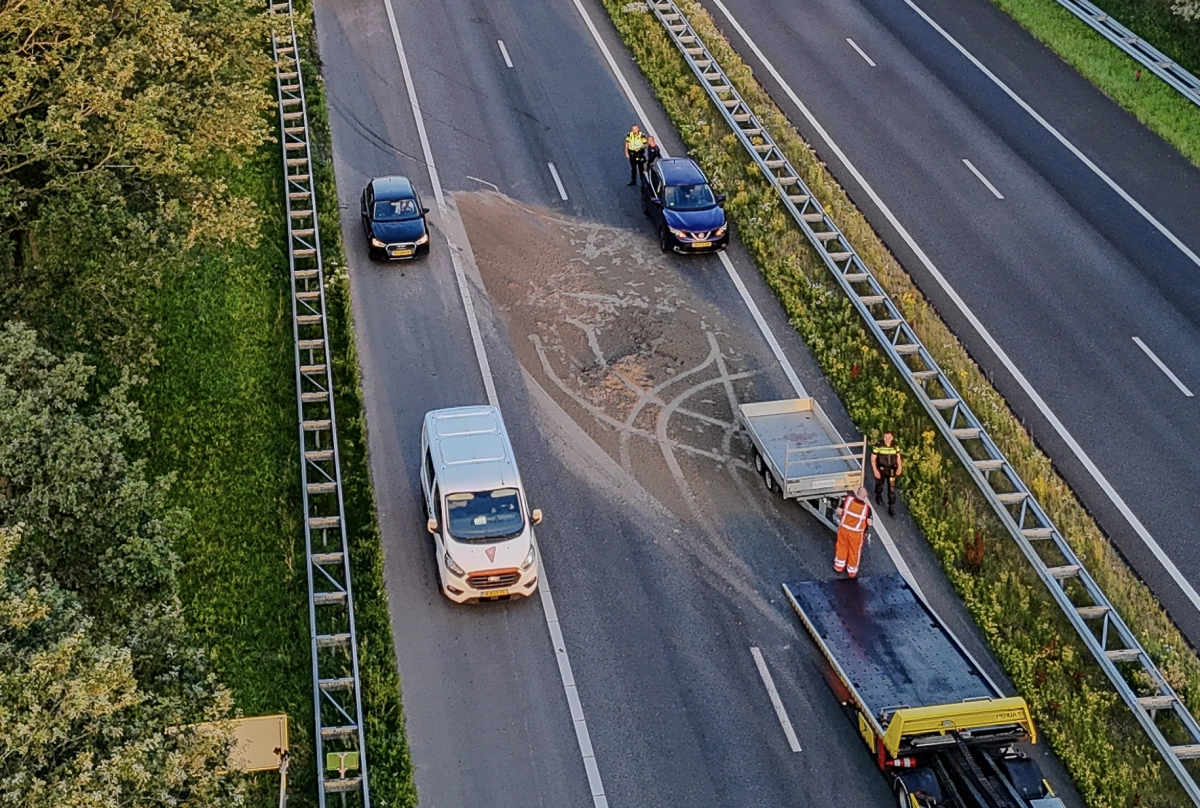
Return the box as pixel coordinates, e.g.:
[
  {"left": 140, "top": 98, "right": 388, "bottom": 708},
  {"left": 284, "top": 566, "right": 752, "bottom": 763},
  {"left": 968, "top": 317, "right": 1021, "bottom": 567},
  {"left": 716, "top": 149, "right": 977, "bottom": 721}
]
[{"left": 659, "top": 226, "right": 671, "bottom": 253}]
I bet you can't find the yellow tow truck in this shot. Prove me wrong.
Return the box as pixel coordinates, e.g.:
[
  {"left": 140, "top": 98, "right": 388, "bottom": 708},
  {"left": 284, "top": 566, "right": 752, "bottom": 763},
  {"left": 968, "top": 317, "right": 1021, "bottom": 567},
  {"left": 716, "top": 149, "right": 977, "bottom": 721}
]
[{"left": 785, "top": 574, "right": 1066, "bottom": 808}]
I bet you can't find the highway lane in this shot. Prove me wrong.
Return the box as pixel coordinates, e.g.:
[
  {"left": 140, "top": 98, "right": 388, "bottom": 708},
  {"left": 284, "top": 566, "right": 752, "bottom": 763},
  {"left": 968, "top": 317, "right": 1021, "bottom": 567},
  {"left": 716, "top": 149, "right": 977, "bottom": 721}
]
[
  {"left": 312, "top": 0, "right": 1082, "bottom": 804},
  {"left": 695, "top": 0, "right": 1200, "bottom": 641}
]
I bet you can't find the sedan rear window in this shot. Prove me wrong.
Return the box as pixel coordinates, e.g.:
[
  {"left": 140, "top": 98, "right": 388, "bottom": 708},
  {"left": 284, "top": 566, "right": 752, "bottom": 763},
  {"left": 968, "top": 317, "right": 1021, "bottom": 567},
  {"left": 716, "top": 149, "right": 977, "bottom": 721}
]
[
  {"left": 374, "top": 198, "right": 420, "bottom": 221},
  {"left": 664, "top": 183, "right": 716, "bottom": 211},
  {"left": 445, "top": 489, "right": 525, "bottom": 541}
]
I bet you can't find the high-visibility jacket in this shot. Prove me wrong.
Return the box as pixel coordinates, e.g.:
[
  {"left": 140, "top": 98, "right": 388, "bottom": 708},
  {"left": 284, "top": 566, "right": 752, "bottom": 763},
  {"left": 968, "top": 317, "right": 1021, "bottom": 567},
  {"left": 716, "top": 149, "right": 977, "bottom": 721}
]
[
  {"left": 838, "top": 495, "right": 871, "bottom": 534},
  {"left": 625, "top": 131, "right": 647, "bottom": 153},
  {"left": 874, "top": 444, "right": 900, "bottom": 472}
]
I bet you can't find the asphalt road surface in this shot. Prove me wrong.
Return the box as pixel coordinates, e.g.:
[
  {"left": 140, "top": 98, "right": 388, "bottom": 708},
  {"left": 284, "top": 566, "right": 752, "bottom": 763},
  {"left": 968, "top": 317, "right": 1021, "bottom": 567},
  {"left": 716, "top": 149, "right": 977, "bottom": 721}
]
[
  {"left": 695, "top": 0, "right": 1200, "bottom": 645},
  {"left": 311, "top": 0, "right": 1082, "bottom": 804}
]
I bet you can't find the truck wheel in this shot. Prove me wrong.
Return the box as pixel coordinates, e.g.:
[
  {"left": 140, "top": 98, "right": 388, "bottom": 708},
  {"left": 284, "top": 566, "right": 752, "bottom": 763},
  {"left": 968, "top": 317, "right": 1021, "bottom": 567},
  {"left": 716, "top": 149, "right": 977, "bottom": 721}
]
[
  {"left": 753, "top": 448, "right": 765, "bottom": 475},
  {"left": 894, "top": 779, "right": 913, "bottom": 808}
]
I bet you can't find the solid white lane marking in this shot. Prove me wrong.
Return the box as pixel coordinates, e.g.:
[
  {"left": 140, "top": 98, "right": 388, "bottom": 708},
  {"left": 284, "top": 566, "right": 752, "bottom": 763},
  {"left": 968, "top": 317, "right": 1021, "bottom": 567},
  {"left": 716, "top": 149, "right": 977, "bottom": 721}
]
[
  {"left": 540, "top": 577, "right": 609, "bottom": 807},
  {"left": 962, "top": 158, "right": 1004, "bottom": 199},
  {"left": 1134, "top": 337, "right": 1194, "bottom": 397},
  {"left": 569, "top": 0, "right": 663, "bottom": 142},
  {"left": 903, "top": 0, "right": 1200, "bottom": 271},
  {"left": 717, "top": 251, "right": 806, "bottom": 397},
  {"left": 846, "top": 38, "right": 877, "bottom": 68},
  {"left": 382, "top": 3, "right": 606, "bottom": 804},
  {"left": 750, "top": 647, "right": 802, "bottom": 752},
  {"left": 873, "top": 519, "right": 923, "bottom": 599},
  {"left": 498, "top": 39, "right": 514, "bottom": 68},
  {"left": 466, "top": 175, "right": 500, "bottom": 192},
  {"left": 383, "top": 0, "right": 497, "bottom": 407},
  {"left": 708, "top": 0, "right": 1200, "bottom": 615},
  {"left": 548, "top": 161, "right": 569, "bottom": 200},
  {"left": 569, "top": 0, "right": 923, "bottom": 593}
]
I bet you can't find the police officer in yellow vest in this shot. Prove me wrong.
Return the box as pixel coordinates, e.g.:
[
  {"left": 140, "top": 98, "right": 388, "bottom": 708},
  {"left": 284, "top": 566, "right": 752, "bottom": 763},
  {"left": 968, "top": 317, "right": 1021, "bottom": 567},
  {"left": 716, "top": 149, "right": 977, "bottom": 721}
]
[
  {"left": 872, "top": 431, "right": 903, "bottom": 516},
  {"left": 624, "top": 124, "right": 648, "bottom": 186}
]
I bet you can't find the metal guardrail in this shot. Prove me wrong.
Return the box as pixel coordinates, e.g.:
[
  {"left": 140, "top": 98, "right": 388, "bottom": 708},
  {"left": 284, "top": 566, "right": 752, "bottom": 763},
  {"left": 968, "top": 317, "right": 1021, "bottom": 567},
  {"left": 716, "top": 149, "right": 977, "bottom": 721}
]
[
  {"left": 268, "top": 3, "right": 371, "bottom": 805},
  {"left": 645, "top": 0, "right": 1200, "bottom": 800},
  {"left": 1053, "top": 0, "right": 1200, "bottom": 109}
]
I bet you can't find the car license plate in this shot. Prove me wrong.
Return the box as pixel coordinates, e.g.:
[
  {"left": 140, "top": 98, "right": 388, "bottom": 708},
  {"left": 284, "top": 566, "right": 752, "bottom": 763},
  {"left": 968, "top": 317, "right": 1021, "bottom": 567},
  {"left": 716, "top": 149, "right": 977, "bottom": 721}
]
[
  {"left": 391, "top": 248, "right": 414, "bottom": 257},
  {"left": 692, "top": 241, "right": 712, "bottom": 249},
  {"left": 482, "top": 589, "right": 509, "bottom": 598}
]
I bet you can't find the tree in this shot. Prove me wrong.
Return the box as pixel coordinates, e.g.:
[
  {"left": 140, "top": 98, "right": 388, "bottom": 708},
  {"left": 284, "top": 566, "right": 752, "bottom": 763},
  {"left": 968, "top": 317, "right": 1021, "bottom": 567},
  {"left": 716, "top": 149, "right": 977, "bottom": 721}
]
[
  {"left": 0, "top": 525, "right": 244, "bottom": 806},
  {"left": 0, "top": 0, "right": 274, "bottom": 246},
  {"left": 1174, "top": 1, "right": 1200, "bottom": 22},
  {"left": 0, "top": 321, "right": 216, "bottom": 711}
]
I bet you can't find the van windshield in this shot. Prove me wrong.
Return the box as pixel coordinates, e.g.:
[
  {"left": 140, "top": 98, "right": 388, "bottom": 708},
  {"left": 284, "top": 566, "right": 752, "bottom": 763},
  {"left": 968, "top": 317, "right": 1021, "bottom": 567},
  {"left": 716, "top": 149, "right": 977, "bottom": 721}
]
[{"left": 445, "top": 489, "right": 525, "bottom": 541}]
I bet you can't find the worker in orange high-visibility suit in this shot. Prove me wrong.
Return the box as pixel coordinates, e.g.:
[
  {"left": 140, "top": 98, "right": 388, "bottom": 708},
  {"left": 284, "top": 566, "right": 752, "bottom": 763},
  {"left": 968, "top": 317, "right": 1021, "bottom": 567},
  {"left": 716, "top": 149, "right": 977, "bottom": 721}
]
[{"left": 833, "top": 487, "right": 873, "bottom": 579}]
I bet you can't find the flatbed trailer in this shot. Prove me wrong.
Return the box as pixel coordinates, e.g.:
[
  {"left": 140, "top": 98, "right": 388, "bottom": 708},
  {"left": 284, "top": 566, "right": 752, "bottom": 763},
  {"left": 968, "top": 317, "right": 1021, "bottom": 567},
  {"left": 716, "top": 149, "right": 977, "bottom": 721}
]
[
  {"left": 785, "top": 573, "right": 1065, "bottom": 808},
  {"left": 736, "top": 399, "right": 866, "bottom": 524}
]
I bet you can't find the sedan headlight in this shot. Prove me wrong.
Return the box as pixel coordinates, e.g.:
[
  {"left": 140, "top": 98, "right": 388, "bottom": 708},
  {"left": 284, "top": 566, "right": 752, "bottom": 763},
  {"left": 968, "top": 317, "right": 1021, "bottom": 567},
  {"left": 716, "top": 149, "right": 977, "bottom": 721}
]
[
  {"left": 520, "top": 544, "right": 537, "bottom": 571},
  {"left": 370, "top": 237, "right": 386, "bottom": 248},
  {"left": 714, "top": 225, "right": 727, "bottom": 237},
  {"left": 443, "top": 553, "right": 465, "bottom": 577},
  {"left": 668, "top": 227, "right": 688, "bottom": 239},
  {"left": 415, "top": 232, "right": 430, "bottom": 245}
]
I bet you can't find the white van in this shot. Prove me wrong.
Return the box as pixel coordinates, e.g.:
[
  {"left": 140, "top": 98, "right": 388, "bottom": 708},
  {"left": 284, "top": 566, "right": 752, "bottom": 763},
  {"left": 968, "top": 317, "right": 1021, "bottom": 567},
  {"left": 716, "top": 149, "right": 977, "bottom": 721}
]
[{"left": 419, "top": 406, "right": 541, "bottom": 603}]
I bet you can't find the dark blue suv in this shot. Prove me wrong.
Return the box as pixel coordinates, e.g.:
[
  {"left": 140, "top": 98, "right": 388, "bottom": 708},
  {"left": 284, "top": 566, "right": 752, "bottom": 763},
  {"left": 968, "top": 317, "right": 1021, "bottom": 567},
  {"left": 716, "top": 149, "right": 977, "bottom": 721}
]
[{"left": 641, "top": 157, "right": 727, "bottom": 253}]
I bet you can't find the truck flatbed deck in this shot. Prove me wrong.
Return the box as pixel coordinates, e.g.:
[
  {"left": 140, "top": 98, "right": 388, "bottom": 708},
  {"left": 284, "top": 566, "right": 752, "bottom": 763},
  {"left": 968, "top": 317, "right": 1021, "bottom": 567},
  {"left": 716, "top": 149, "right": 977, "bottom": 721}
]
[
  {"left": 784, "top": 575, "right": 996, "bottom": 716},
  {"left": 785, "top": 574, "right": 1061, "bottom": 807}
]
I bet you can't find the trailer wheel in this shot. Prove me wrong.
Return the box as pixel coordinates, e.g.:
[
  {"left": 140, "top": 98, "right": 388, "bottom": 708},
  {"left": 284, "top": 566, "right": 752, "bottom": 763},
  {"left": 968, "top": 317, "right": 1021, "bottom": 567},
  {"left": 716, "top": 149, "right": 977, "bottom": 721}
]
[
  {"left": 762, "top": 468, "right": 779, "bottom": 493},
  {"left": 752, "top": 447, "right": 765, "bottom": 475}
]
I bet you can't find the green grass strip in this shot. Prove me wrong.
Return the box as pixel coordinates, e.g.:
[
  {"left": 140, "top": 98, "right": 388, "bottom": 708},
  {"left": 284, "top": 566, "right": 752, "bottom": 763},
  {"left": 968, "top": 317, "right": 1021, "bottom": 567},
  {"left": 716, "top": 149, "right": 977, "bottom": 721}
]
[
  {"left": 992, "top": 0, "right": 1200, "bottom": 166},
  {"left": 299, "top": 4, "right": 417, "bottom": 804},
  {"left": 143, "top": 6, "right": 415, "bottom": 806},
  {"left": 599, "top": 1, "right": 1200, "bottom": 805}
]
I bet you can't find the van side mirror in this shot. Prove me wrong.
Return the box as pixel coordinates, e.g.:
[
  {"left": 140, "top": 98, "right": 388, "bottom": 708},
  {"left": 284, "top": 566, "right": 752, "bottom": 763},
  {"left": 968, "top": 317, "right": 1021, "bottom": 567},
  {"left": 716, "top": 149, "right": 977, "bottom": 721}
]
[
  {"left": 421, "top": 207, "right": 430, "bottom": 214},
  {"left": 427, "top": 518, "right": 439, "bottom": 534},
  {"left": 531, "top": 509, "right": 543, "bottom": 525},
  {"left": 716, "top": 193, "right": 726, "bottom": 204}
]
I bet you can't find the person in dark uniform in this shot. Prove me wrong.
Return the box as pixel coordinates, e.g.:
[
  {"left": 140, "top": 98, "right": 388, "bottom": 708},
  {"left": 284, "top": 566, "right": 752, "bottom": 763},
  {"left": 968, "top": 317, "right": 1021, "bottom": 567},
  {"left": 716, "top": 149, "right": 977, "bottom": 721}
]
[
  {"left": 871, "top": 431, "right": 903, "bottom": 516},
  {"left": 643, "top": 136, "right": 662, "bottom": 171},
  {"left": 624, "top": 124, "right": 647, "bottom": 186}
]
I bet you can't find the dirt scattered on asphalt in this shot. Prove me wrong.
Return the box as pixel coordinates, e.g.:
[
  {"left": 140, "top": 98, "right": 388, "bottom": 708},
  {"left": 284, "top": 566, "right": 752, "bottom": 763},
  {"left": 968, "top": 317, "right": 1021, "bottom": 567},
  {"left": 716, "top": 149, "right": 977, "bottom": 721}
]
[{"left": 457, "top": 190, "right": 777, "bottom": 525}]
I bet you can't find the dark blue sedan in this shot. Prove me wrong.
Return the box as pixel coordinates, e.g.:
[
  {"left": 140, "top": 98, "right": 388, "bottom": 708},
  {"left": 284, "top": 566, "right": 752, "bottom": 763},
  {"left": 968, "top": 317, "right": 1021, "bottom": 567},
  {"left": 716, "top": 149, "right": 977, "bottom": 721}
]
[
  {"left": 361, "top": 175, "right": 430, "bottom": 261},
  {"left": 641, "top": 157, "right": 728, "bottom": 253}
]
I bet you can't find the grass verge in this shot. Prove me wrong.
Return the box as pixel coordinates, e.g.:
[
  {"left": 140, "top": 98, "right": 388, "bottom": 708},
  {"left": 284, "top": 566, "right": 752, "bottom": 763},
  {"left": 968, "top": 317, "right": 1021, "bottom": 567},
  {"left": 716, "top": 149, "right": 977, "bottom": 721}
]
[
  {"left": 143, "top": 5, "right": 415, "bottom": 806},
  {"left": 990, "top": 0, "right": 1200, "bottom": 166},
  {"left": 599, "top": 1, "right": 1200, "bottom": 805},
  {"left": 300, "top": 3, "right": 418, "bottom": 804}
]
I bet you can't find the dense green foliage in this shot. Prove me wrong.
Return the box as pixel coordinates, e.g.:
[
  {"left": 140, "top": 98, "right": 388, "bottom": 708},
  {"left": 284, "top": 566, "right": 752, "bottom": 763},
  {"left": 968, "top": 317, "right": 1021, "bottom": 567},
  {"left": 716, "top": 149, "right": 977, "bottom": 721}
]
[
  {"left": 0, "top": 1, "right": 415, "bottom": 804},
  {"left": 990, "top": 0, "right": 1200, "bottom": 166},
  {"left": 0, "top": 330, "right": 242, "bottom": 805},
  {"left": 0, "top": 522, "right": 240, "bottom": 806},
  {"left": 598, "top": 0, "right": 1200, "bottom": 804},
  {"left": 1088, "top": 0, "right": 1200, "bottom": 72}
]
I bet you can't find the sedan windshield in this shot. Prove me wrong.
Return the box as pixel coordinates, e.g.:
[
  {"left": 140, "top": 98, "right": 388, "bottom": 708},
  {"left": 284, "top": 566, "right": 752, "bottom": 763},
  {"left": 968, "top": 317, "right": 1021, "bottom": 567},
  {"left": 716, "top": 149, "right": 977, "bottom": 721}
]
[
  {"left": 373, "top": 198, "right": 420, "bottom": 222},
  {"left": 663, "top": 183, "right": 716, "bottom": 211},
  {"left": 445, "top": 489, "right": 525, "bottom": 542}
]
